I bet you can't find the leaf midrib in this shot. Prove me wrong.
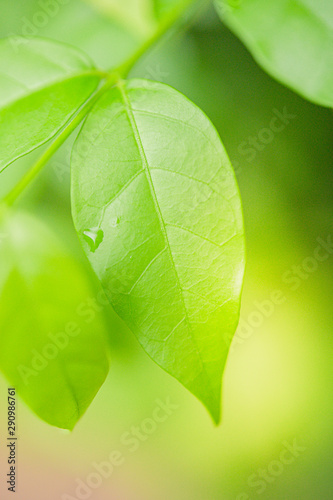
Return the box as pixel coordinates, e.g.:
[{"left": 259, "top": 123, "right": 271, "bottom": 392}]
[{"left": 116, "top": 80, "right": 218, "bottom": 406}]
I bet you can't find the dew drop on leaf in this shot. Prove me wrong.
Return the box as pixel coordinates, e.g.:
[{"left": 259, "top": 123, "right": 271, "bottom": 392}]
[{"left": 83, "top": 227, "right": 104, "bottom": 252}]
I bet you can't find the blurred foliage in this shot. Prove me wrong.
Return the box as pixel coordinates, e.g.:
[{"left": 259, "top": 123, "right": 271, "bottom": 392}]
[
  {"left": 0, "top": 211, "right": 110, "bottom": 429},
  {"left": 0, "top": 1, "right": 332, "bottom": 499},
  {"left": 82, "top": 0, "right": 180, "bottom": 37}
]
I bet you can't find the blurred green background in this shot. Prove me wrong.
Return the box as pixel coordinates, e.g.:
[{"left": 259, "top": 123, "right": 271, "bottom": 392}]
[{"left": 0, "top": 0, "right": 332, "bottom": 498}]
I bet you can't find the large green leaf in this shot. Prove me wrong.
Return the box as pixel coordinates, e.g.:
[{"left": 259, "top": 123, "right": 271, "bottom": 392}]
[
  {"left": 0, "top": 209, "right": 110, "bottom": 429},
  {"left": 0, "top": 37, "right": 101, "bottom": 173},
  {"left": 215, "top": 0, "right": 333, "bottom": 107},
  {"left": 71, "top": 79, "right": 245, "bottom": 423}
]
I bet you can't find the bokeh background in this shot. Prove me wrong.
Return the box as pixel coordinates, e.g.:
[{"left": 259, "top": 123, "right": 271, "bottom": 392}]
[{"left": 0, "top": 1, "right": 332, "bottom": 499}]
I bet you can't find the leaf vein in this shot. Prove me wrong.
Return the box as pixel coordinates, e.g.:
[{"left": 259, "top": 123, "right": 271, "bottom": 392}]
[{"left": 117, "top": 81, "right": 217, "bottom": 400}]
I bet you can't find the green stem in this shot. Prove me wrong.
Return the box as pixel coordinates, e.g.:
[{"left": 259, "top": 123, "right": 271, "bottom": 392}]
[
  {"left": 4, "top": 75, "right": 117, "bottom": 206},
  {"left": 4, "top": 0, "right": 206, "bottom": 206},
  {"left": 116, "top": 0, "right": 202, "bottom": 77}
]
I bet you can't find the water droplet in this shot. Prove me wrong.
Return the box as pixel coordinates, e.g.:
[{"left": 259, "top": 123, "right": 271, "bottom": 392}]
[
  {"left": 110, "top": 217, "right": 120, "bottom": 227},
  {"left": 83, "top": 227, "right": 104, "bottom": 252}
]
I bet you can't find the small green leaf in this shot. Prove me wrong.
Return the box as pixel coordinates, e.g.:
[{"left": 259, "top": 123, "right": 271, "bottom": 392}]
[
  {"left": 215, "top": 0, "right": 333, "bottom": 107},
  {"left": 71, "top": 79, "right": 245, "bottom": 423},
  {"left": 0, "top": 36, "right": 102, "bottom": 173},
  {"left": 0, "top": 210, "right": 110, "bottom": 429}
]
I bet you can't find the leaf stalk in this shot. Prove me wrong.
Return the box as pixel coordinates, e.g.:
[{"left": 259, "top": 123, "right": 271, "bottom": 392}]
[{"left": 3, "top": 0, "right": 209, "bottom": 206}]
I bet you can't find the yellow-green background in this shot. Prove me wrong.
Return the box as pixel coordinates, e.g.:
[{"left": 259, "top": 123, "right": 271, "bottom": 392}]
[{"left": 0, "top": 1, "right": 332, "bottom": 498}]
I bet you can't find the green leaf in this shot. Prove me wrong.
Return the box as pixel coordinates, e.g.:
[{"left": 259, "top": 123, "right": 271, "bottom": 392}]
[
  {"left": 0, "top": 36, "right": 102, "bottom": 173},
  {"left": 0, "top": 209, "right": 110, "bottom": 429},
  {"left": 215, "top": 0, "right": 333, "bottom": 107},
  {"left": 71, "top": 79, "right": 245, "bottom": 423}
]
